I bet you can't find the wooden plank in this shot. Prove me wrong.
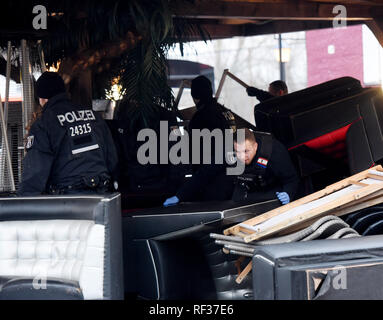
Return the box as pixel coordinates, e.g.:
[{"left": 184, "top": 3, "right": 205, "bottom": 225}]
[
  {"left": 277, "top": 194, "right": 383, "bottom": 236},
  {"left": 224, "top": 185, "right": 342, "bottom": 235},
  {"left": 236, "top": 231, "right": 252, "bottom": 238},
  {"left": 333, "top": 197, "right": 383, "bottom": 217},
  {"left": 215, "top": 69, "right": 228, "bottom": 99},
  {"left": 278, "top": 192, "right": 383, "bottom": 235},
  {"left": 225, "top": 224, "right": 240, "bottom": 235},
  {"left": 349, "top": 180, "right": 369, "bottom": 187},
  {"left": 367, "top": 173, "right": 383, "bottom": 181},
  {"left": 223, "top": 248, "right": 230, "bottom": 254},
  {"left": 238, "top": 226, "right": 255, "bottom": 234},
  {"left": 334, "top": 189, "right": 383, "bottom": 210},
  {"left": 236, "top": 261, "right": 252, "bottom": 284},
  {"left": 235, "top": 256, "right": 246, "bottom": 276},
  {"left": 224, "top": 165, "right": 383, "bottom": 235},
  {"left": 227, "top": 71, "right": 250, "bottom": 88},
  {"left": 330, "top": 193, "right": 383, "bottom": 217},
  {"left": 243, "top": 182, "right": 383, "bottom": 242}
]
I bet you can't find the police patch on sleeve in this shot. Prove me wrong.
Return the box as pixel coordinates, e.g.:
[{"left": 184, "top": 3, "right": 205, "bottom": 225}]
[
  {"left": 26, "top": 135, "right": 34, "bottom": 149},
  {"left": 256, "top": 157, "right": 269, "bottom": 168}
]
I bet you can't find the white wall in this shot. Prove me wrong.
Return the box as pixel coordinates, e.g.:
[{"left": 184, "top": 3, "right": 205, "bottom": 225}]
[
  {"left": 362, "top": 24, "right": 383, "bottom": 87},
  {"left": 0, "top": 76, "right": 22, "bottom": 100}
]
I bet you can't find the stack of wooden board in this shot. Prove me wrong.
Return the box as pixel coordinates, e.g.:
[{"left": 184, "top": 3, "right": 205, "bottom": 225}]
[{"left": 212, "top": 165, "right": 383, "bottom": 283}]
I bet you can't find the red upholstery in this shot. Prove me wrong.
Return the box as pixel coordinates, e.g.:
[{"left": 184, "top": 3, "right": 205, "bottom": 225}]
[{"left": 289, "top": 119, "right": 361, "bottom": 161}]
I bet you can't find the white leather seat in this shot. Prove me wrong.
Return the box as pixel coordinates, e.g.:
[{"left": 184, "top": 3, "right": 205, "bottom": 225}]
[
  {"left": 0, "top": 194, "right": 123, "bottom": 300},
  {"left": 0, "top": 220, "right": 105, "bottom": 299}
]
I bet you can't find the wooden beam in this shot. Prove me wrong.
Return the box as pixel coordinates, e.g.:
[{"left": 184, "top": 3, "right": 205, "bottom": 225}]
[
  {"left": 222, "top": 0, "right": 382, "bottom": 3},
  {"left": 219, "top": 0, "right": 383, "bottom": 6},
  {"left": 305, "top": 0, "right": 383, "bottom": 6},
  {"left": 242, "top": 20, "right": 334, "bottom": 36},
  {"left": 224, "top": 165, "right": 383, "bottom": 236},
  {"left": 366, "top": 18, "right": 383, "bottom": 47},
  {"left": 236, "top": 261, "right": 253, "bottom": 284},
  {"left": 189, "top": 19, "right": 363, "bottom": 40},
  {"left": 188, "top": 23, "right": 244, "bottom": 40},
  {"left": 173, "top": 1, "right": 374, "bottom": 20},
  {"left": 243, "top": 182, "right": 383, "bottom": 242}
]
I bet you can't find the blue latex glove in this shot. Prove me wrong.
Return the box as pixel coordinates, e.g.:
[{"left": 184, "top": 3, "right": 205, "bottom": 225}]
[
  {"left": 163, "top": 196, "right": 179, "bottom": 207},
  {"left": 276, "top": 192, "right": 290, "bottom": 205}
]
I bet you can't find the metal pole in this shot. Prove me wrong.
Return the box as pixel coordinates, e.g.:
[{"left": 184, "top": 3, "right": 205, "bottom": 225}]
[
  {"left": 38, "top": 40, "right": 47, "bottom": 73},
  {"left": 0, "top": 94, "right": 15, "bottom": 191},
  {"left": 0, "top": 41, "right": 15, "bottom": 191},
  {"left": 20, "top": 40, "right": 34, "bottom": 147},
  {"left": 4, "top": 41, "right": 11, "bottom": 125},
  {"left": 278, "top": 34, "right": 286, "bottom": 82}
]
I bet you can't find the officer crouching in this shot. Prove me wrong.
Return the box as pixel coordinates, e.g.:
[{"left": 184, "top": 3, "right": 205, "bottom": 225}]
[
  {"left": 17, "top": 72, "right": 119, "bottom": 196},
  {"left": 232, "top": 128, "right": 299, "bottom": 205}
]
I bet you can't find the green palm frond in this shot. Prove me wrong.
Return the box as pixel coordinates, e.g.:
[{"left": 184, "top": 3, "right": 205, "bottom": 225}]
[{"left": 1, "top": 0, "right": 209, "bottom": 127}]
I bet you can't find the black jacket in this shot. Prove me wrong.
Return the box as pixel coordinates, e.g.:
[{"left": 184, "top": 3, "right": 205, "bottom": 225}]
[
  {"left": 247, "top": 87, "right": 274, "bottom": 102},
  {"left": 110, "top": 106, "right": 183, "bottom": 191},
  {"left": 240, "top": 135, "right": 299, "bottom": 199},
  {"left": 18, "top": 93, "right": 118, "bottom": 196},
  {"left": 176, "top": 98, "right": 236, "bottom": 201}
]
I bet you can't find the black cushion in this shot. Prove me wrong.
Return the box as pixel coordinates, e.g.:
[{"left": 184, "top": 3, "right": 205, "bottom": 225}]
[{"left": 0, "top": 277, "right": 84, "bottom": 300}]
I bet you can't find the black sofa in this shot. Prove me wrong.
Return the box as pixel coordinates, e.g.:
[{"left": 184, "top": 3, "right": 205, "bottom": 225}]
[
  {"left": 122, "top": 198, "right": 280, "bottom": 300},
  {"left": 252, "top": 234, "right": 383, "bottom": 300},
  {"left": 254, "top": 77, "right": 383, "bottom": 191}
]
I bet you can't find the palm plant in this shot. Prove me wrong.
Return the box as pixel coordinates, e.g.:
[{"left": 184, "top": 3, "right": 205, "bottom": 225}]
[
  {"left": 97, "top": 0, "right": 209, "bottom": 127},
  {"left": 1, "top": 0, "right": 208, "bottom": 127}
]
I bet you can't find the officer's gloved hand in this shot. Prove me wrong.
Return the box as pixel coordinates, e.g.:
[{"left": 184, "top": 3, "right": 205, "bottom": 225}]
[
  {"left": 163, "top": 196, "right": 179, "bottom": 207},
  {"left": 246, "top": 86, "right": 258, "bottom": 97},
  {"left": 276, "top": 192, "right": 290, "bottom": 205}
]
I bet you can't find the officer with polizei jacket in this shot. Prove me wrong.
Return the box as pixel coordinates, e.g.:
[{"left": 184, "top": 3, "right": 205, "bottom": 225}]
[
  {"left": 163, "top": 75, "right": 237, "bottom": 206},
  {"left": 17, "top": 71, "right": 119, "bottom": 196},
  {"left": 232, "top": 128, "right": 299, "bottom": 205}
]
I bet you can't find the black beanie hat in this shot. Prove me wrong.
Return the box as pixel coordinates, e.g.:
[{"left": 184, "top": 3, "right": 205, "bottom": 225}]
[
  {"left": 191, "top": 75, "right": 213, "bottom": 102},
  {"left": 36, "top": 72, "right": 66, "bottom": 99}
]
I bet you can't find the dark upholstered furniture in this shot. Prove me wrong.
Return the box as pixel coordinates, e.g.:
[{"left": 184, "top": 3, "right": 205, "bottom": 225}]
[
  {"left": 0, "top": 193, "right": 123, "bottom": 300},
  {"left": 252, "top": 235, "right": 383, "bottom": 300},
  {"left": 123, "top": 199, "right": 280, "bottom": 299}
]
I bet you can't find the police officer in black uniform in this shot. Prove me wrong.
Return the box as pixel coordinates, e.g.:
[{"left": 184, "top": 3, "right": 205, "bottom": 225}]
[
  {"left": 232, "top": 128, "right": 299, "bottom": 204},
  {"left": 17, "top": 72, "right": 118, "bottom": 196},
  {"left": 163, "top": 75, "right": 237, "bottom": 206}
]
